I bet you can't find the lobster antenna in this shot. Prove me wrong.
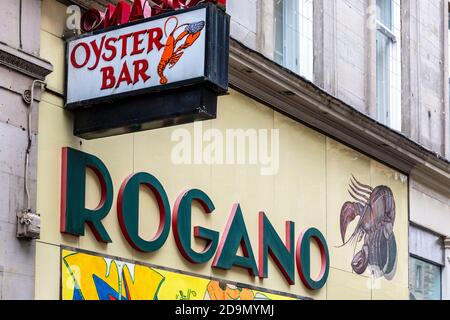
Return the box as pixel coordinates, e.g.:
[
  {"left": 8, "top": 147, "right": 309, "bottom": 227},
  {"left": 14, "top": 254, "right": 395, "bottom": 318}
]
[
  {"left": 348, "top": 189, "right": 367, "bottom": 205},
  {"left": 173, "top": 23, "right": 189, "bottom": 35},
  {"left": 351, "top": 175, "right": 373, "bottom": 191},
  {"left": 349, "top": 184, "right": 369, "bottom": 203},
  {"left": 350, "top": 177, "right": 372, "bottom": 195},
  {"left": 164, "top": 16, "right": 179, "bottom": 37},
  {"left": 337, "top": 177, "right": 373, "bottom": 248},
  {"left": 351, "top": 229, "right": 360, "bottom": 257}
]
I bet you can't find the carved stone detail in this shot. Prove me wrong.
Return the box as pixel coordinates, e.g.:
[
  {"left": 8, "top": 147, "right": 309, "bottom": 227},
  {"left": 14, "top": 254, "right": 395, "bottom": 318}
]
[{"left": 0, "top": 44, "right": 53, "bottom": 81}]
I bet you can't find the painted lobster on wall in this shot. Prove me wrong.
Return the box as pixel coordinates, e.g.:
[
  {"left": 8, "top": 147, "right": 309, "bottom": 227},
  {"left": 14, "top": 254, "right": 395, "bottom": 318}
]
[{"left": 339, "top": 175, "right": 397, "bottom": 280}]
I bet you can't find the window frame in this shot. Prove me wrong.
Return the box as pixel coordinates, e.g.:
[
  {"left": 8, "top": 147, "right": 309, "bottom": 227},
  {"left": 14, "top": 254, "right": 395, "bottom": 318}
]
[
  {"left": 375, "top": 0, "right": 401, "bottom": 131},
  {"left": 273, "top": 0, "right": 313, "bottom": 80},
  {"left": 409, "top": 253, "right": 443, "bottom": 300}
]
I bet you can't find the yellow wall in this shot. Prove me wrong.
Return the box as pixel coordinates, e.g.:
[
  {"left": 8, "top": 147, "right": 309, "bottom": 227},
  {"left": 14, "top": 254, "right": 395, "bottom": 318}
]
[{"left": 36, "top": 0, "right": 409, "bottom": 300}]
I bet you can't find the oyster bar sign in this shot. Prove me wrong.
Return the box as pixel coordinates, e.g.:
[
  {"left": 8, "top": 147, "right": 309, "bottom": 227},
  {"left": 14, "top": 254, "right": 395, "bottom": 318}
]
[
  {"left": 61, "top": 148, "right": 331, "bottom": 290},
  {"left": 68, "top": 7, "right": 208, "bottom": 103},
  {"left": 66, "top": 3, "right": 230, "bottom": 139}
]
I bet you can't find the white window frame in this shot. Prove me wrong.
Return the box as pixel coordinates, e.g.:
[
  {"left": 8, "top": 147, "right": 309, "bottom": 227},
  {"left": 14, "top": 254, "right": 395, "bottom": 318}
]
[
  {"left": 447, "top": 7, "right": 450, "bottom": 155},
  {"left": 376, "top": 0, "right": 401, "bottom": 131},
  {"left": 274, "top": 0, "right": 313, "bottom": 80}
]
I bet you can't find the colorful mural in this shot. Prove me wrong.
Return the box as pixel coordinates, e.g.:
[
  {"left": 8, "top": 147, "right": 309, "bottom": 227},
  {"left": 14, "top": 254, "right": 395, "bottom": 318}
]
[
  {"left": 61, "top": 249, "right": 298, "bottom": 300},
  {"left": 339, "top": 176, "right": 397, "bottom": 280}
]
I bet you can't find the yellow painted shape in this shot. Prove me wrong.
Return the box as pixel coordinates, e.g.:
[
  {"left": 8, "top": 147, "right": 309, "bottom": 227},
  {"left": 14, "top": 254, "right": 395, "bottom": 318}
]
[
  {"left": 62, "top": 250, "right": 166, "bottom": 300},
  {"left": 63, "top": 250, "right": 121, "bottom": 300},
  {"left": 61, "top": 250, "right": 298, "bottom": 300},
  {"left": 122, "top": 264, "right": 165, "bottom": 300},
  {"left": 157, "top": 270, "right": 210, "bottom": 300}
]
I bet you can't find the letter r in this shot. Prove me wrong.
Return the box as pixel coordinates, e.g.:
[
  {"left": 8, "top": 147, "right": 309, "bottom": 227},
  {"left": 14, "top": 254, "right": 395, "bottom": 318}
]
[{"left": 60, "top": 147, "right": 113, "bottom": 243}]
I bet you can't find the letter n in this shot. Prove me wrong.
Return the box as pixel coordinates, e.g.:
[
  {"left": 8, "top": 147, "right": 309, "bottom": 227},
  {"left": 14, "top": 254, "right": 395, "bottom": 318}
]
[
  {"left": 60, "top": 147, "right": 113, "bottom": 243},
  {"left": 258, "top": 212, "right": 295, "bottom": 284}
]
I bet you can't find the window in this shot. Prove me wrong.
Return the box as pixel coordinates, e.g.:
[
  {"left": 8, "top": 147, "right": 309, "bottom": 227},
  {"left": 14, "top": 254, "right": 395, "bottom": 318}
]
[
  {"left": 409, "top": 256, "right": 442, "bottom": 300},
  {"left": 376, "top": 0, "right": 401, "bottom": 130},
  {"left": 274, "top": 0, "right": 313, "bottom": 79},
  {"left": 448, "top": 7, "right": 450, "bottom": 152},
  {"left": 409, "top": 226, "right": 444, "bottom": 300}
]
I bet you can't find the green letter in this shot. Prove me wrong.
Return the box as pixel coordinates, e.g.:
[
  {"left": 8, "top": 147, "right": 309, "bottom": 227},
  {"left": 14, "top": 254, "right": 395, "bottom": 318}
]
[
  {"left": 60, "top": 147, "right": 113, "bottom": 243},
  {"left": 117, "top": 172, "right": 171, "bottom": 252},
  {"left": 212, "top": 204, "right": 258, "bottom": 276},
  {"left": 296, "top": 228, "right": 330, "bottom": 290},
  {"left": 173, "top": 189, "right": 219, "bottom": 264},
  {"left": 258, "top": 212, "right": 295, "bottom": 284}
]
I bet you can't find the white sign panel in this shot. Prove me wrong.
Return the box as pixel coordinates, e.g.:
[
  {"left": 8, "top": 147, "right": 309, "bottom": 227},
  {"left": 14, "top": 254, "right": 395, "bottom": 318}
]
[{"left": 66, "top": 8, "right": 207, "bottom": 106}]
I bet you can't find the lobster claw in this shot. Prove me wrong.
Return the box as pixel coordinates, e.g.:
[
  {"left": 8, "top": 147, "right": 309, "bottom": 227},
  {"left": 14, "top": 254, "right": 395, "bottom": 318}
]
[
  {"left": 340, "top": 202, "right": 362, "bottom": 243},
  {"left": 352, "top": 245, "right": 369, "bottom": 274}
]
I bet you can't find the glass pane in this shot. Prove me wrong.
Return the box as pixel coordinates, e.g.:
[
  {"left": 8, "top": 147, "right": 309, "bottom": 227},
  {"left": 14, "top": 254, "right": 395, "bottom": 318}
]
[
  {"left": 448, "top": 10, "right": 450, "bottom": 76},
  {"left": 273, "top": 0, "right": 300, "bottom": 74},
  {"left": 377, "top": 0, "right": 392, "bottom": 29},
  {"left": 274, "top": 0, "right": 284, "bottom": 66},
  {"left": 376, "top": 31, "right": 390, "bottom": 125},
  {"left": 283, "top": 0, "right": 300, "bottom": 73},
  {"left": 448, "top": 10, "right": 450, "bottom": 150},
  {"left": 409, "top": 257, "right": 442, "bottom": 300}
]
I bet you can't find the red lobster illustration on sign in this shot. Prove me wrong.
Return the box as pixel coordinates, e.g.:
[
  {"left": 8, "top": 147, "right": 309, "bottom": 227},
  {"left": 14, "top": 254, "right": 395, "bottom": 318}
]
[
  {"left": 339, "top": 175, "right": 397, "bottom": 280},
  {"left": 157, "top": 16, "right": 205, "bottom": 85}
]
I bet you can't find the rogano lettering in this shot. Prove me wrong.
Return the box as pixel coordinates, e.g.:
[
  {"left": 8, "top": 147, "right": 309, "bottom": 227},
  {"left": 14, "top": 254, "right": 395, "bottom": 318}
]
[{"left": 60, "top": 147, "right": 330, "bottom": 289}]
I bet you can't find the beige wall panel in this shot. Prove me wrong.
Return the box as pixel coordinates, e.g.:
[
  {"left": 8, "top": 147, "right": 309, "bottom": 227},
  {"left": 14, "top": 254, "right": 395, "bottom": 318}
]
[
  {"left": 78, "top": 134, "right": 135, "bottom": 260},
  {"left": 41, "top": 0, "right": 67, "bottom": 38},
  {"left": 36, "top": 102, "right": 80, "bottom": 247},
  {"left": 133, "top": 122, "right": 213, "bottom": 201},
  {"left": 35, "top": 90, "right": 409, "bottom": 299},
  {"left": 41, "top": 91, "right": 64, "bottom": 108},
  {"left": 271, "top": 112, "right": 327, "bottom": 299},
  {"left": 370, "top": 162, "right": 409, "bottom": 300},
  {"left": 327, "top": 268, "right": 371, "bottom": 300},
  {"left": 274, "top": 112, "right": 327, "bottom": 233},
  {"left": 132, "top": 121, "right": 214, "bottom": 281},
  {"left": 34, "top": 242, "right": 61, "bottom": 300},
  {"left": 40, "top": 30, "right": 65, "bottom": 95},
  {"left": 326, "top": 139, "right": 371, "bottom": 275},
  {"left": 35, "top": 89, "right": 410, "bottom": 299},
  {"left": 208, "top": 91, "right": 276, "bottom": 287}
]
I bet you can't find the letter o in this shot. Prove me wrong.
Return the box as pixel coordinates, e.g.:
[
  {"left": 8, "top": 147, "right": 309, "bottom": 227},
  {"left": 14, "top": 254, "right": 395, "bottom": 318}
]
[
  {"left": 296, "top": 228, "right": 330, "bottom": 290},
  {"left": 70, "top": 42, "right": 91, "bottom": 68},
  {"left": 117, "top": 172, "right": 171, "bottom": 252}
]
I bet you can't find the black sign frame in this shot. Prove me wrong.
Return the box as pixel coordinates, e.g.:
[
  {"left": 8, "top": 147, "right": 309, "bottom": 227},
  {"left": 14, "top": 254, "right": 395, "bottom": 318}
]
[
  {"left": 64, "top": 4, "right": 230, "bottom": 140},
  {"left": 64, "top": 3, "right": 230, "bottom": 110}
]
